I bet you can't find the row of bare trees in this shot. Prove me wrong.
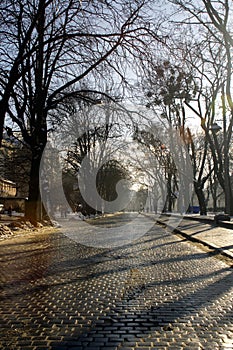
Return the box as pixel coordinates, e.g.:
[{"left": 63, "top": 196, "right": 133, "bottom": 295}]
[
  {"left": 0, "top": 0, "right": 232, "bottom": 220},
  {"left": 132, "top": 0, "right": 233, "bottom": 215},
  {"left": 0, "top": 0, "right": 162, "bottom": 222}
]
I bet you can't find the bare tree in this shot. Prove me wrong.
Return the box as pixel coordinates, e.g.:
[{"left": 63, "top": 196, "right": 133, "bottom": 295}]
[
  {"left": 0, "top": 0, "right": 162, "bottom": 222},
  {"left": 138, "top": 59, "right": 197, "bottom": 213},
  {"left": 166, "top": 0, "right": 233, "bottom": 214},
  {"left": 132, "top": 124, "right": 177, "bottom": 212}
]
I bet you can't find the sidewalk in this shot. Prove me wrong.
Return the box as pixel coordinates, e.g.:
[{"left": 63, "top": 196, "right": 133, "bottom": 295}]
[{"left": 155, "top": 213, "right": 233, "bottom": 260}]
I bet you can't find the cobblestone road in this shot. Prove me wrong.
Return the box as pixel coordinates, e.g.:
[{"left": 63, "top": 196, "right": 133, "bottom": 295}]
[{"left": 0, "top": 213, "right": 233, "bottom": 350}]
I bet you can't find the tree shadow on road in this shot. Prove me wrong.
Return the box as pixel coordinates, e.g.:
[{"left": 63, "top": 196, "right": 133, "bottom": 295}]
[
  {"left": 50, "top": 267, "right": 233, "bottom": 349},
  {"left": 1, "top": 225, "right": 233, "bottom": 350},
  {"left": 47, "top": 232, "right": 233, "bottom": 349}
]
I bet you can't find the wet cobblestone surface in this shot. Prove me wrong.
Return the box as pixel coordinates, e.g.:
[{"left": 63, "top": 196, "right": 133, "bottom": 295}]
[{"left": 0, "top": 214, "right": 233, "bottom": 349}]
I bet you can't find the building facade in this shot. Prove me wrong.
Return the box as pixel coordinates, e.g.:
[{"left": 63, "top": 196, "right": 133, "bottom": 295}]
[{"left": 0, "top": 178, "right": 17, "bottom": 197}]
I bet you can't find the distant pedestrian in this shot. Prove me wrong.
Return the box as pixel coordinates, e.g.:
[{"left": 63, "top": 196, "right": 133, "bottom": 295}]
[{"left": 8, "top": 206, "right": 12, "bottom": 217}]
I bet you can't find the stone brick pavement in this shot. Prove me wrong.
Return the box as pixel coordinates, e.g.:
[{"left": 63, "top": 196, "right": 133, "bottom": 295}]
[
  {"left": 0, "top": 214, "right": 233, "bottom": 349},
  {"left": 155, "top": 215, "right": 233, "bottom": 260}
]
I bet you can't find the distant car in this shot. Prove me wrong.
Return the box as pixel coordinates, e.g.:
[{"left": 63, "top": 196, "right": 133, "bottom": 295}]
[
  {"left": 188, "top": 206, "right": 200, "bottom": 214},
  {"left": 0, "top": 204, "right": 4, "bottom": 214}
]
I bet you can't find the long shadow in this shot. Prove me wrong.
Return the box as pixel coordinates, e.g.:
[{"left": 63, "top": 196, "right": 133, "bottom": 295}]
[
  {"left": 0, "top": 228, "right": 61, "bottom": 248},
  {"left": 159, "top": 219, "right": 218, "bottom": 236},
  {"left": 0, "top": 233, "right": 60, "bottom": 258},
  {"left": 1, "top": 227, "right": 228, "bottom": 300},
  {"left": 220, "top": 244, "right": 233, "bottom": 250},
  {"left": 0, "top": 231, "right": 103, "bottom": 261},
  {"left": 49, "top": 262, "right": 233, "bottom": 349},
  {"left": 41, "top": 237, "right": 221, "bottom": 282},
  {"left": 1, "top": 221, "right": 233, "bottom": 349},
  {"left": 0, "top": 231, "right": 229, "bottom": 304},
  {"left": 0, "top": 215, "right": 165, "bottom": 261},
  {"left": 177, "top": 222, "right": 206, "bottom": 229},
  {"left": 2, "top": 262, "right": 230, "bottom": 302},
  {"left": 1, "top": 216, "right": 230, "bottom": 286},
  {"left": 0, "top": 220, "right": 159, "bottom": 271},
  {"left": 0, "top": 246, "right": 59, "bottom": 263},
  {"left": 188, "top": 226, "right": 217, "bottom": 236},
  {"left": 31, "top": 247, "right": 205, "bottom": 285}
]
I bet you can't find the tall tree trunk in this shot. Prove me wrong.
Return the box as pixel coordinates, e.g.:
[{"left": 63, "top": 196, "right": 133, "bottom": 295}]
[
  {"left": 194, "top": 183, "right": 207, "bottom": 216},
  {"left": 167, "top": 173, "right": 173, "bottom": 212},
  {"left": 213, "top": 193, "right": 217, "bottom": 212},
  {"left": 224, "top": 171, "right": 233, "bottom": 215},
  {"left": 25, "top": 150, "right": 43, "bottom": 224},
  {"left": 25, "top": 0, "right": 47, "bottom": 224}
]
